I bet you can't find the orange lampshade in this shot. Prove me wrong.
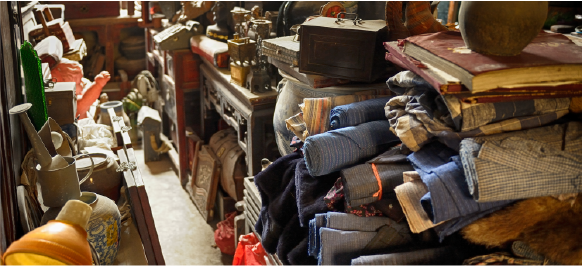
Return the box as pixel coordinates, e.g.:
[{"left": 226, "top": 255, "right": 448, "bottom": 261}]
[
  {"left": 3, "top": 220, "right": 92, "bottom": 265},
  {"left": 3, "top": 200, "right": 94, "bottom": 265}
]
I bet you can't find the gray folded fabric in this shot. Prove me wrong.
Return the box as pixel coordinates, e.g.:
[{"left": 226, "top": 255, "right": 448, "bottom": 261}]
[
  {"left": 309, "top": 212, "right": 412, "bottom": 264},
  {"left": 304, "top": 120, "right": 400, "bottom": 176},
  {"left": 460, "top": 122, "right": 582, "bottom": 202},
  {"left": 319, "top": 228, "right": 377, "bottom": 265},
  {"left": 351, "top": 246, "right": 464, "bottom": 265},
  {"left": 308, "top": 214, "right": 327, "bottom": 258},
  {"left": 330, "top": 97, "right": 393, "bottom": 130}
]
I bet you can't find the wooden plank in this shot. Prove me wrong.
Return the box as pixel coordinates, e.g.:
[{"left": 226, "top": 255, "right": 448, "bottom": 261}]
[
  {"left": 117, "top": 149, "right": 156, "bottom": 264},
  {"left": 108, "top": 107, "right": 123, "bottom": 147},
  {"left": 126, "top": 147, "right": 165, "bottom": 265},
  {"left": 116, "top": 117, "right": 132, "bottom": 149}
]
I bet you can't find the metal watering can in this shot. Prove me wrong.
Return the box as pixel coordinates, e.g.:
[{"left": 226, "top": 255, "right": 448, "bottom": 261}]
[{"left": 10, "top": 103, "right": 94, "bottom": 207}]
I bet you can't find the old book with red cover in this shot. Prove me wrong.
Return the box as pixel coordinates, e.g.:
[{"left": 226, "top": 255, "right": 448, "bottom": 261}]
[
  {"left": 385, "top": 41, "right": 582, "bottom": 103},
  {"left": 403, "top": 31, "right": 582, "bottom": 92}
]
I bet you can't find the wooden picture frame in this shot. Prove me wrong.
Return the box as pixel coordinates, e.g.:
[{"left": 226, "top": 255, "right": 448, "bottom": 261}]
[
  {"left": 188, "top": 145, "right": 221, "bottom": 222},
  {"left": 186, "top": 132, "right": 203, "bottom": 187}
]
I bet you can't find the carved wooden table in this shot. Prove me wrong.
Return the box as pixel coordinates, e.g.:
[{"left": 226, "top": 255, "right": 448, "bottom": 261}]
[{"left": 200, "top": 58, "right": 279, "bottom": 177}]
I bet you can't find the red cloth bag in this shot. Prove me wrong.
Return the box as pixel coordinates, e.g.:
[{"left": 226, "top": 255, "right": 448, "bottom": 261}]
[
  {"left": 232, "top": 233, "right": 267, "bottom": 265},
  {"left": 214, "top": 212, "right": 237, "bottom": 255}
]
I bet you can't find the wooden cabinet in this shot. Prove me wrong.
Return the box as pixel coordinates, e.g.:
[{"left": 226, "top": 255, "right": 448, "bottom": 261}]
[{"left": 199, "top": 59, "right": 279, "bottom": 176}]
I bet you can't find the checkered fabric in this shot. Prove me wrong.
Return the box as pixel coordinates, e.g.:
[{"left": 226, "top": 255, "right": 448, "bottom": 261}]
[{"left": 460, "top": 122, "right": 582, "bottom": 202}]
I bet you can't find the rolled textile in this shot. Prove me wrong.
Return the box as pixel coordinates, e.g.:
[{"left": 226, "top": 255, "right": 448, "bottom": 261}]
[
  {"left": 304, "top": 120, "right": 400, "bottom": 176},
  {"left": 302, "top": 95, "right": 387, "bottom": 138},
  {"left": 329, "top": 97, "right": 393, "bottom": 130},
  {"left": 341, "top": 149, "right": 414, "bottom": 207},
  {"left": 295, "top": 159, "right": 339, "bottom": 227},
  {"left": 254, "top": 151, "right": 303, "bottom": 253},
  {"left": 352, "top": 246, "right": 464, "bottom": 265},
  {"left": 408, "top": 142, "right": 514, "bottom": 224},
  {"left": 460, "top": 121, "right": 582, "bottom": 202}
]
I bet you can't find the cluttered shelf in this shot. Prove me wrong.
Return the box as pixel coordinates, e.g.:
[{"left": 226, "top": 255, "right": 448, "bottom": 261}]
[{"left": 6, "top": 1, "right": 582, "bottom": 266}]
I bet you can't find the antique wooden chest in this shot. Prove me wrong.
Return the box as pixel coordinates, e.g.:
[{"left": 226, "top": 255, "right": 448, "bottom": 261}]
[{"left": 299, "top": 16, "right": 389, "bottom": 82}]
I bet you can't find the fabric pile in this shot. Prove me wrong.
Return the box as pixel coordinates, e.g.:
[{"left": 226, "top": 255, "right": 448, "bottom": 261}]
[{"left": 252, "top": 68, "right": 582, "bottom": 265}]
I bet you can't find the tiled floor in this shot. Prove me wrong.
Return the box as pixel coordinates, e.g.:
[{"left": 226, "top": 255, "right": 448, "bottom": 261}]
[{"left": 133, "top": 147, "right": 233, "bottom": 265}]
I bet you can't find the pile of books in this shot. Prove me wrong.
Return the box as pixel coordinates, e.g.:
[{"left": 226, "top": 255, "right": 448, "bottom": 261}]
[{"left": 385, "top": 31, "right": 582, "bottom": 103}]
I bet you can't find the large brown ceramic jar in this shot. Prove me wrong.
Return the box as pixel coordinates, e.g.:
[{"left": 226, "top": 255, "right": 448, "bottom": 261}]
[{"left": 459, "top": 1, "right": 548, "bottom": 56}]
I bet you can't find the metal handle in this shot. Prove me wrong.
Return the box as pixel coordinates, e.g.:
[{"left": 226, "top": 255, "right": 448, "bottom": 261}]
[
  {"left": 75, "top": 154, "right": 94, "bottom": 185},
  {"left": 335, "top": 12, "right": 362, "bottom": 25}
]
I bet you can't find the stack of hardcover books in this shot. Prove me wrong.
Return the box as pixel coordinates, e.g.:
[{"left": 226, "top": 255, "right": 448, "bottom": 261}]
[{"left": 385, "top": 31, "right": 582, "bottom": 103}]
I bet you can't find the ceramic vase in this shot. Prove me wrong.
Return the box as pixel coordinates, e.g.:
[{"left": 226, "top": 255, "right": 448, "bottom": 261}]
[
  {"left": 458, "top": 1, "right": 548, "bottom": 56},
  {"left": 85, "top": 193, "right": 121, "bottom": 265},
  {"left": 39, "top": 192, "right": 121, "bottom": 265}
]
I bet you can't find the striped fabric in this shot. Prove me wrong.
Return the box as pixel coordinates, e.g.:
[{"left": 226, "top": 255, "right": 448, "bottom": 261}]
[
  {"left": 385, "top": 71, "right": 570, "bottom": 151},
  {"left": 285, "top": 113, "right": 308, "bottom": 141},
  {"left": 319, "top": 228, "right": 377, "bottom": 265},
  {"left": 352, "top": 246, "right": 463, "bottom": 265},
  {"left": 301, "top": 95, "right": 385, "bottom": 138},
  {"left": 394, "top": 174, "right": 445, "bottom": 233},
  {"left": 310, "top": 212, "right": 410, "bottom": 265},
  {"left": 408, "top": 142, "right": 514, "bottom": 224},
  {"left": 454, "top": 97, "right": 571, "bottom": 132},
  {"left": 308, "top": 214, "right": 327, "bottom": 258},
  {"left": 303, "top": 120, "right": 400, "bottom": 177},
  {"left": 460, "top": 122, "right": 582, "bottom": 202},
  {"left": 341, "top": 156, "right": 414, "bottom": 207},
  {"left": 329, "top": 97, "right": 393, "bottom": 130}
]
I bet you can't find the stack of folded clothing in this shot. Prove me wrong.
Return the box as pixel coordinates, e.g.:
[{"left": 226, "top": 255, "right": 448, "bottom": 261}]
[{"left": 255, "top": 33, "right": 582, "bottom": 263}]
